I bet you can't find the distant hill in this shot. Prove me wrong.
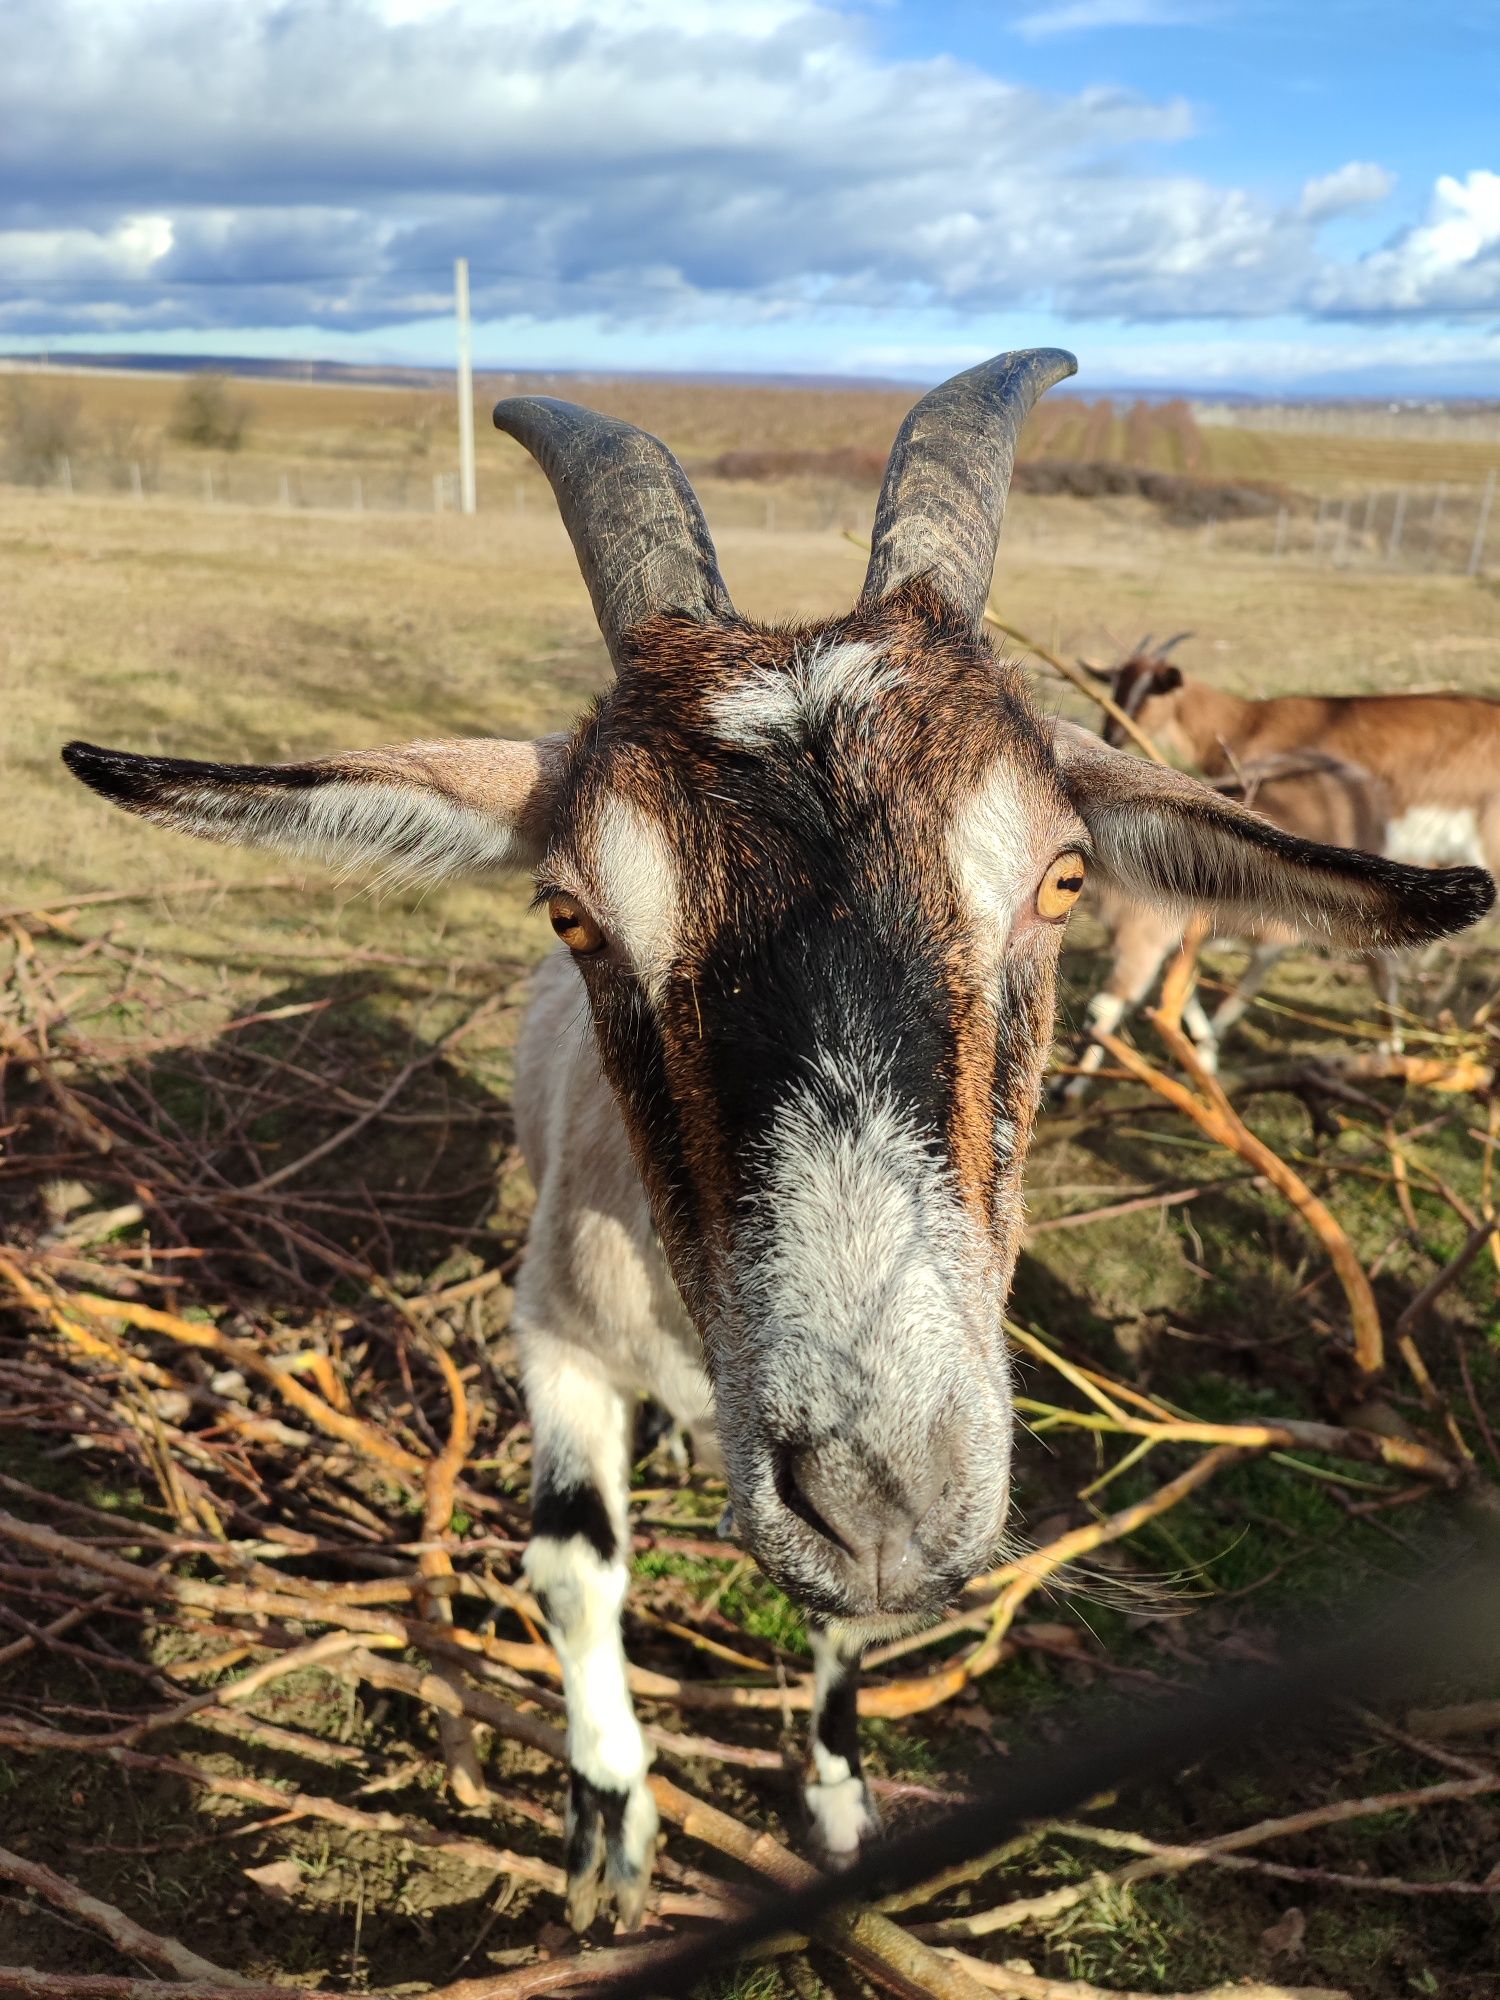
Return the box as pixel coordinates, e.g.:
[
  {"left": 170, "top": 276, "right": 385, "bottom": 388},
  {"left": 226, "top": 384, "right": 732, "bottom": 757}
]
[{"left": 3, "top": 350, "right": 1497, "bottom": 418}]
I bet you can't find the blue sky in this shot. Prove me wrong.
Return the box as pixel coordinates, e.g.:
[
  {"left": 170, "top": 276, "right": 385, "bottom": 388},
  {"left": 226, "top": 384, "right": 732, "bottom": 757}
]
[{"left": 3, "top": 0, "right": 1497, "bottom": 394}]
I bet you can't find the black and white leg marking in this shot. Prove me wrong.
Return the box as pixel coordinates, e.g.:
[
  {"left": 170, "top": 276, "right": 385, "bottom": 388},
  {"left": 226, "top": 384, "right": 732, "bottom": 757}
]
[
  {"left": 1179, "top": 987, "right": 1220, "bottom": 1074},
  {"left": 522, "top": 1342, "right": 658, "bottom": 1930},
  {"left": 804, "top": 1621, "right": 880, "bottom": 1865}
]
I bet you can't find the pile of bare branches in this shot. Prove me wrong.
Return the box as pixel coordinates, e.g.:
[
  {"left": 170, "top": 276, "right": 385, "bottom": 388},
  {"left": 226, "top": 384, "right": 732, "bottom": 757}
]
[{"left": 1, "top": 877, "right": 1498, "bottom": 2000}]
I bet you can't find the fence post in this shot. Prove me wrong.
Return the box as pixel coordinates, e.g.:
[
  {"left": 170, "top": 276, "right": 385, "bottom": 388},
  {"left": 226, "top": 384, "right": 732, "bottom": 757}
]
[
  {"left": 1468, "top": 469, "right": 1496, "bottom": 577},
  {"left": 1427, "top": 483, "right": 1445, "bottom": 569},
  {"left": 1313, "top": 496, "right": 1329, "bottom": 559},
  {"left": 59, "top": 455, "right": 73, "bottom": 496},
  {"left": 203, "top": 467, "right": 214, "bottom": 505},
  {"left": 1332, "top": 497, "right": 1351, "bottom": 567},
  {"left": 130, "top": 461, "right": 143, "bottom": 500},
  {"left": 1272, "top": 506, "right": 1287, "bottom": 560},
  {"left": 279, "top": 472, "right": 291, "bottom": 509},
  {"left": 1386, "top": 488, "right": 1407, "bottom": 564},
  {"left": 1360, "top": 490, "right": 1377, "bottom": 538}
]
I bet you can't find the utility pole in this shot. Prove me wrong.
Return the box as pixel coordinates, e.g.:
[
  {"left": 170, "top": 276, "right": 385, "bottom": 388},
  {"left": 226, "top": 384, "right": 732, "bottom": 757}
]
[{"left": 455, "top": 257, "right": 477, "bottom": 515}]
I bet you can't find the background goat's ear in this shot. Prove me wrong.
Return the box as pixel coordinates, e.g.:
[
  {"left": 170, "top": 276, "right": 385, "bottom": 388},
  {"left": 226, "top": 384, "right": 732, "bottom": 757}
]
[
  {"left": 1051, "top": 721, "right": 1495, "bottom": 949},
  {"left": 61, "top": 735, "right": 571, "bottom": 881}
]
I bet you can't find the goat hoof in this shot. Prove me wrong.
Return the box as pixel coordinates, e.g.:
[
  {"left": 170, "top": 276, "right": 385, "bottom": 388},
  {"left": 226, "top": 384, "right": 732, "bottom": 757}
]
[
  {"left": 565, "top": 1771, "right": 658, "bottom": 1932},
  {"left": 805, "top": 1772, "right": 880, "bottom": 1868}
]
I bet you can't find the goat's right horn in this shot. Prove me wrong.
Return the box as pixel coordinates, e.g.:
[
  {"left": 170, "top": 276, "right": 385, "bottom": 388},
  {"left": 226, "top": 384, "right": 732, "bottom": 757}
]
[
  {"left": 860, "top": 348, "right": 1077, "bottom": 631},
  {"left": 493, "top": 397, "right": 734, "bottom": 668},
  {"left": 1157, "top": 631, "right": 1194, "bottom": 656}
]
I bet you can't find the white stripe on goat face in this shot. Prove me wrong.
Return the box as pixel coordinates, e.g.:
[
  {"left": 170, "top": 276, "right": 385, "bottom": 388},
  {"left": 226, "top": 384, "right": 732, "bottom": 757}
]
[
  {"left": 739, "top": 1049, "right": 980, "bottom": 1372},
  {"left": 948, "top": 755, "right": 1088, "bottom": 975},
  {"left": 714, "top": 1047, "right": 1014, "bottom": 1623},
  {"left": 706, "top": 637, "right": 901, "bottom": 749},
  {"left": 581, "top": 792, "right": 682, "bottom": 1003}
]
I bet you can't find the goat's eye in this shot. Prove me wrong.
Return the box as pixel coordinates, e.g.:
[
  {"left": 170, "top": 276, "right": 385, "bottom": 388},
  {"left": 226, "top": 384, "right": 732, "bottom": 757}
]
[
  {"left": 548, "top": 894, "right": 606, "bottom": 955},
  {"left": 1036, "top": 852, "right": 1087, "bottom": 922}
]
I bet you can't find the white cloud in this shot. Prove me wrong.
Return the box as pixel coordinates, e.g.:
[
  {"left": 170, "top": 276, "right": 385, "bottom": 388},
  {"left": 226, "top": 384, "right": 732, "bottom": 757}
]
[
  {"left": 0, "top": 0, "right": 1492, "bottom": 373},
  {"left": 1298, "top": 162, "right": 1396, "bottom": 224},
  {"left": 1013, "top": 1, "right": 1204, "bottom": 41},
  {"left": 1314, "top": 170, "right": 1500, "bottom": 314}
]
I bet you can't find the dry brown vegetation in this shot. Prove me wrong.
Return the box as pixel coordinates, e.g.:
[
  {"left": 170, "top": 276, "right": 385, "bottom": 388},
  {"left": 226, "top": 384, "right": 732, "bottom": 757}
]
[{"left": 1, "top": 368, "right": 1499, "bottom": 2000}]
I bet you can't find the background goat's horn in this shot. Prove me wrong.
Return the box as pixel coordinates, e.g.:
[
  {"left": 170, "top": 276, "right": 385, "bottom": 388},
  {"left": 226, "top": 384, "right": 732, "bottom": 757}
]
[
  {"left": 860, "top": 348, "right": 1077, "bottom": 629},
  {"left": 493, "top": 398, "right": 734, "bottom": 665}
]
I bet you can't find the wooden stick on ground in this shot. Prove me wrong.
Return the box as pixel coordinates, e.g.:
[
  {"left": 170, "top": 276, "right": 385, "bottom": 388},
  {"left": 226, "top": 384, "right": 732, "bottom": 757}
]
[
  {"left": 941, "top": 1957, "right": 1350, "bottom": 2000},
  {"left": 417, "top": 1332, "right": 487, "bottom": 1806},
  {"left": 0, "top": 1845, "right": 244, "bottom": 1985},
  {"left": 1093, "top": 1018, "right": 1385, "bottom": 1376},
  {"left": 0, "top": 1977, "right": 349, "bottom": 2000}
]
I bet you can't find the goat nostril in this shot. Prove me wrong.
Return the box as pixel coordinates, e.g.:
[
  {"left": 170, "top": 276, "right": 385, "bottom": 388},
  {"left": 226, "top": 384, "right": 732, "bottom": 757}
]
[{"left": 772, "top": 1443, "right": 853, "bottom": 1558}]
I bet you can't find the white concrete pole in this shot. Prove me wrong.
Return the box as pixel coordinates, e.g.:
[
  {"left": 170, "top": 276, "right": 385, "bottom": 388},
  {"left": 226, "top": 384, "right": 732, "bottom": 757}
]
[{"left": 455, "top": 257, "right": 477, "bottom": 515}]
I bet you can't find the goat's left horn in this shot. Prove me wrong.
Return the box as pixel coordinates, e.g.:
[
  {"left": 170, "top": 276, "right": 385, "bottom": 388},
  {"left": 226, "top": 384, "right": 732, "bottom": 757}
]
[
  {"left": 860, "top": 347, "right": 1076, "bottom": 630},
  {"left": 493, "top": 397, "right": 734, "bottom": 667},
  {"left": 1157, "top": 631, "right": 1194, "bottom": 656}
]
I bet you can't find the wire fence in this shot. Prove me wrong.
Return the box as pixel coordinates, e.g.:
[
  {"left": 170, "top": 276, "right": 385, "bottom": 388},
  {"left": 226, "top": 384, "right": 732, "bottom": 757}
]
[{"left": 7, "top": 454, "right": 1496, "bottom": 576}]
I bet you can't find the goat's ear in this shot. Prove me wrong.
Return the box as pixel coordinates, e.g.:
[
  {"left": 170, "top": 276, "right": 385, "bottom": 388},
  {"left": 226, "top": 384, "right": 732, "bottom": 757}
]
[
  {"left": 61, "top": 735, "right": 571, "bottom": 881},
  {"left": 1051, "top": 721, "right": 1495, "bottom": 949}
]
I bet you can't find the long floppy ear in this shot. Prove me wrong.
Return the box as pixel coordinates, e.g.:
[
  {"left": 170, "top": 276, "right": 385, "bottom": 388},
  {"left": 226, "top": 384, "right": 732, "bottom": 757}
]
[
  {"left": 61, "top": 735, "right": 571, "bottom": 882},
  {"left": 1052, "top": 721, "right": 1495, "bottom": 949}
]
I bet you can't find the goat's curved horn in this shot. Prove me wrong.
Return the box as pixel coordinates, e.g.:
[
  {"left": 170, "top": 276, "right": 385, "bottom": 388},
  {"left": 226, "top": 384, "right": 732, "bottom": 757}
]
[
  {"left": 860, "top": 348, "right": 1076, "bottom": 629},
  {"left": 1135, "top": 634, "right": 1155, "bottom": 658},
  {"left": 1157, "top": 631, "right": 1194, "bottom": 656},
  {"left": 493, "top": 397, "right": 734, "bottom": 665}
]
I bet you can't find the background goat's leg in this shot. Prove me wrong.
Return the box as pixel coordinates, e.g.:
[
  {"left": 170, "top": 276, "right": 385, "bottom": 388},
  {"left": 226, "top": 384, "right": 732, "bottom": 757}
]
[
  {"left": 805, "top": 1620, "right": 878, "bottom": 1863},
  {"left": 1056, "top": 901, "right": 1176, "bottom": 1101},
  {"left": 521, "top": 1334, "right": 658, "bottom": 1930},
  {"left": 1209, "top": 939, "right": 1287, "bottom": 1045},
  {"left": 1362, "top": 947, "right": 1404, "bottom": 1053}
]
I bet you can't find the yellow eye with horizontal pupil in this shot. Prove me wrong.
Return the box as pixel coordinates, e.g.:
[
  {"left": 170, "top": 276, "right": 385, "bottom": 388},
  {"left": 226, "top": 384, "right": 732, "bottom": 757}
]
[
  {"left": 548, "top": 894, "right": 606, "bottom": 955},
  {"left": 1037, "top": 852, "right": 1087, "bottom": 922}
]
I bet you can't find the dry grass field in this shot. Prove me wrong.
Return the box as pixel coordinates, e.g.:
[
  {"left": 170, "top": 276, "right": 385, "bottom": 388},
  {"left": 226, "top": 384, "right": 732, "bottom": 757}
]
[{"left": 2, "top": 369, "right": 1499, "bottom": 2000}]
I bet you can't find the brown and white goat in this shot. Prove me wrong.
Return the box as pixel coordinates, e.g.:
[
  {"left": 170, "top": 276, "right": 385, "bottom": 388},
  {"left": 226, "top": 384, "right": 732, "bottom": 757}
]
[
  {"left": 1063, "top": 642, "right": 1500, "bottom": 1083},
  {"left": 1058, "top": 750, "right": 1399, "bottom": 1095},
  {"left": 62, "top": 352, "right": 1495, "bottom": 1928},
  {"left": 1097, "top": 641, "right": 1500, "bottom": 877}
]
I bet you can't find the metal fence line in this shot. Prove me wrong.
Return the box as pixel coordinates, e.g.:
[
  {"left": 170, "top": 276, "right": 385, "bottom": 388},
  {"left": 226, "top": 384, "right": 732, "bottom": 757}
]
[{"left": 3, "top": 460, "right": 1496, "bottom": 574}]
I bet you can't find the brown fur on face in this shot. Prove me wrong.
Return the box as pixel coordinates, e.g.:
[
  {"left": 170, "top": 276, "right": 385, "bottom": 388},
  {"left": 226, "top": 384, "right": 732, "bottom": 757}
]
[{"left": 535, "top": 581, "right": 1082, "bottom": 1317}]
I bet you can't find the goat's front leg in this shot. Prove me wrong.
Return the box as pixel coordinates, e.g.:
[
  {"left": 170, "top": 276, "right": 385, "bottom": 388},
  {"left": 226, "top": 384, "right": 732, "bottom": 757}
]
[
  {"left": 521, "top": 1336, "right": 657, "bottom": 1930},
  {"left": 1363, "top": 948, "right": 1404, "bottom": 1055},
  {"left": 1209, "top": 940, "right": 1285, "bottom": 1044},
  {"left": 804, "top": 1620, "right": 879, "bottom": 1864}
]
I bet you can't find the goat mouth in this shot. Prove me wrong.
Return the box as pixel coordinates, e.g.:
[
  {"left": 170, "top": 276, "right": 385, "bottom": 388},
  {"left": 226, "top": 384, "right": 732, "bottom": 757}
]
[{"left": 751, "top": 1557, "right": 963, "bottom": 1630}]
